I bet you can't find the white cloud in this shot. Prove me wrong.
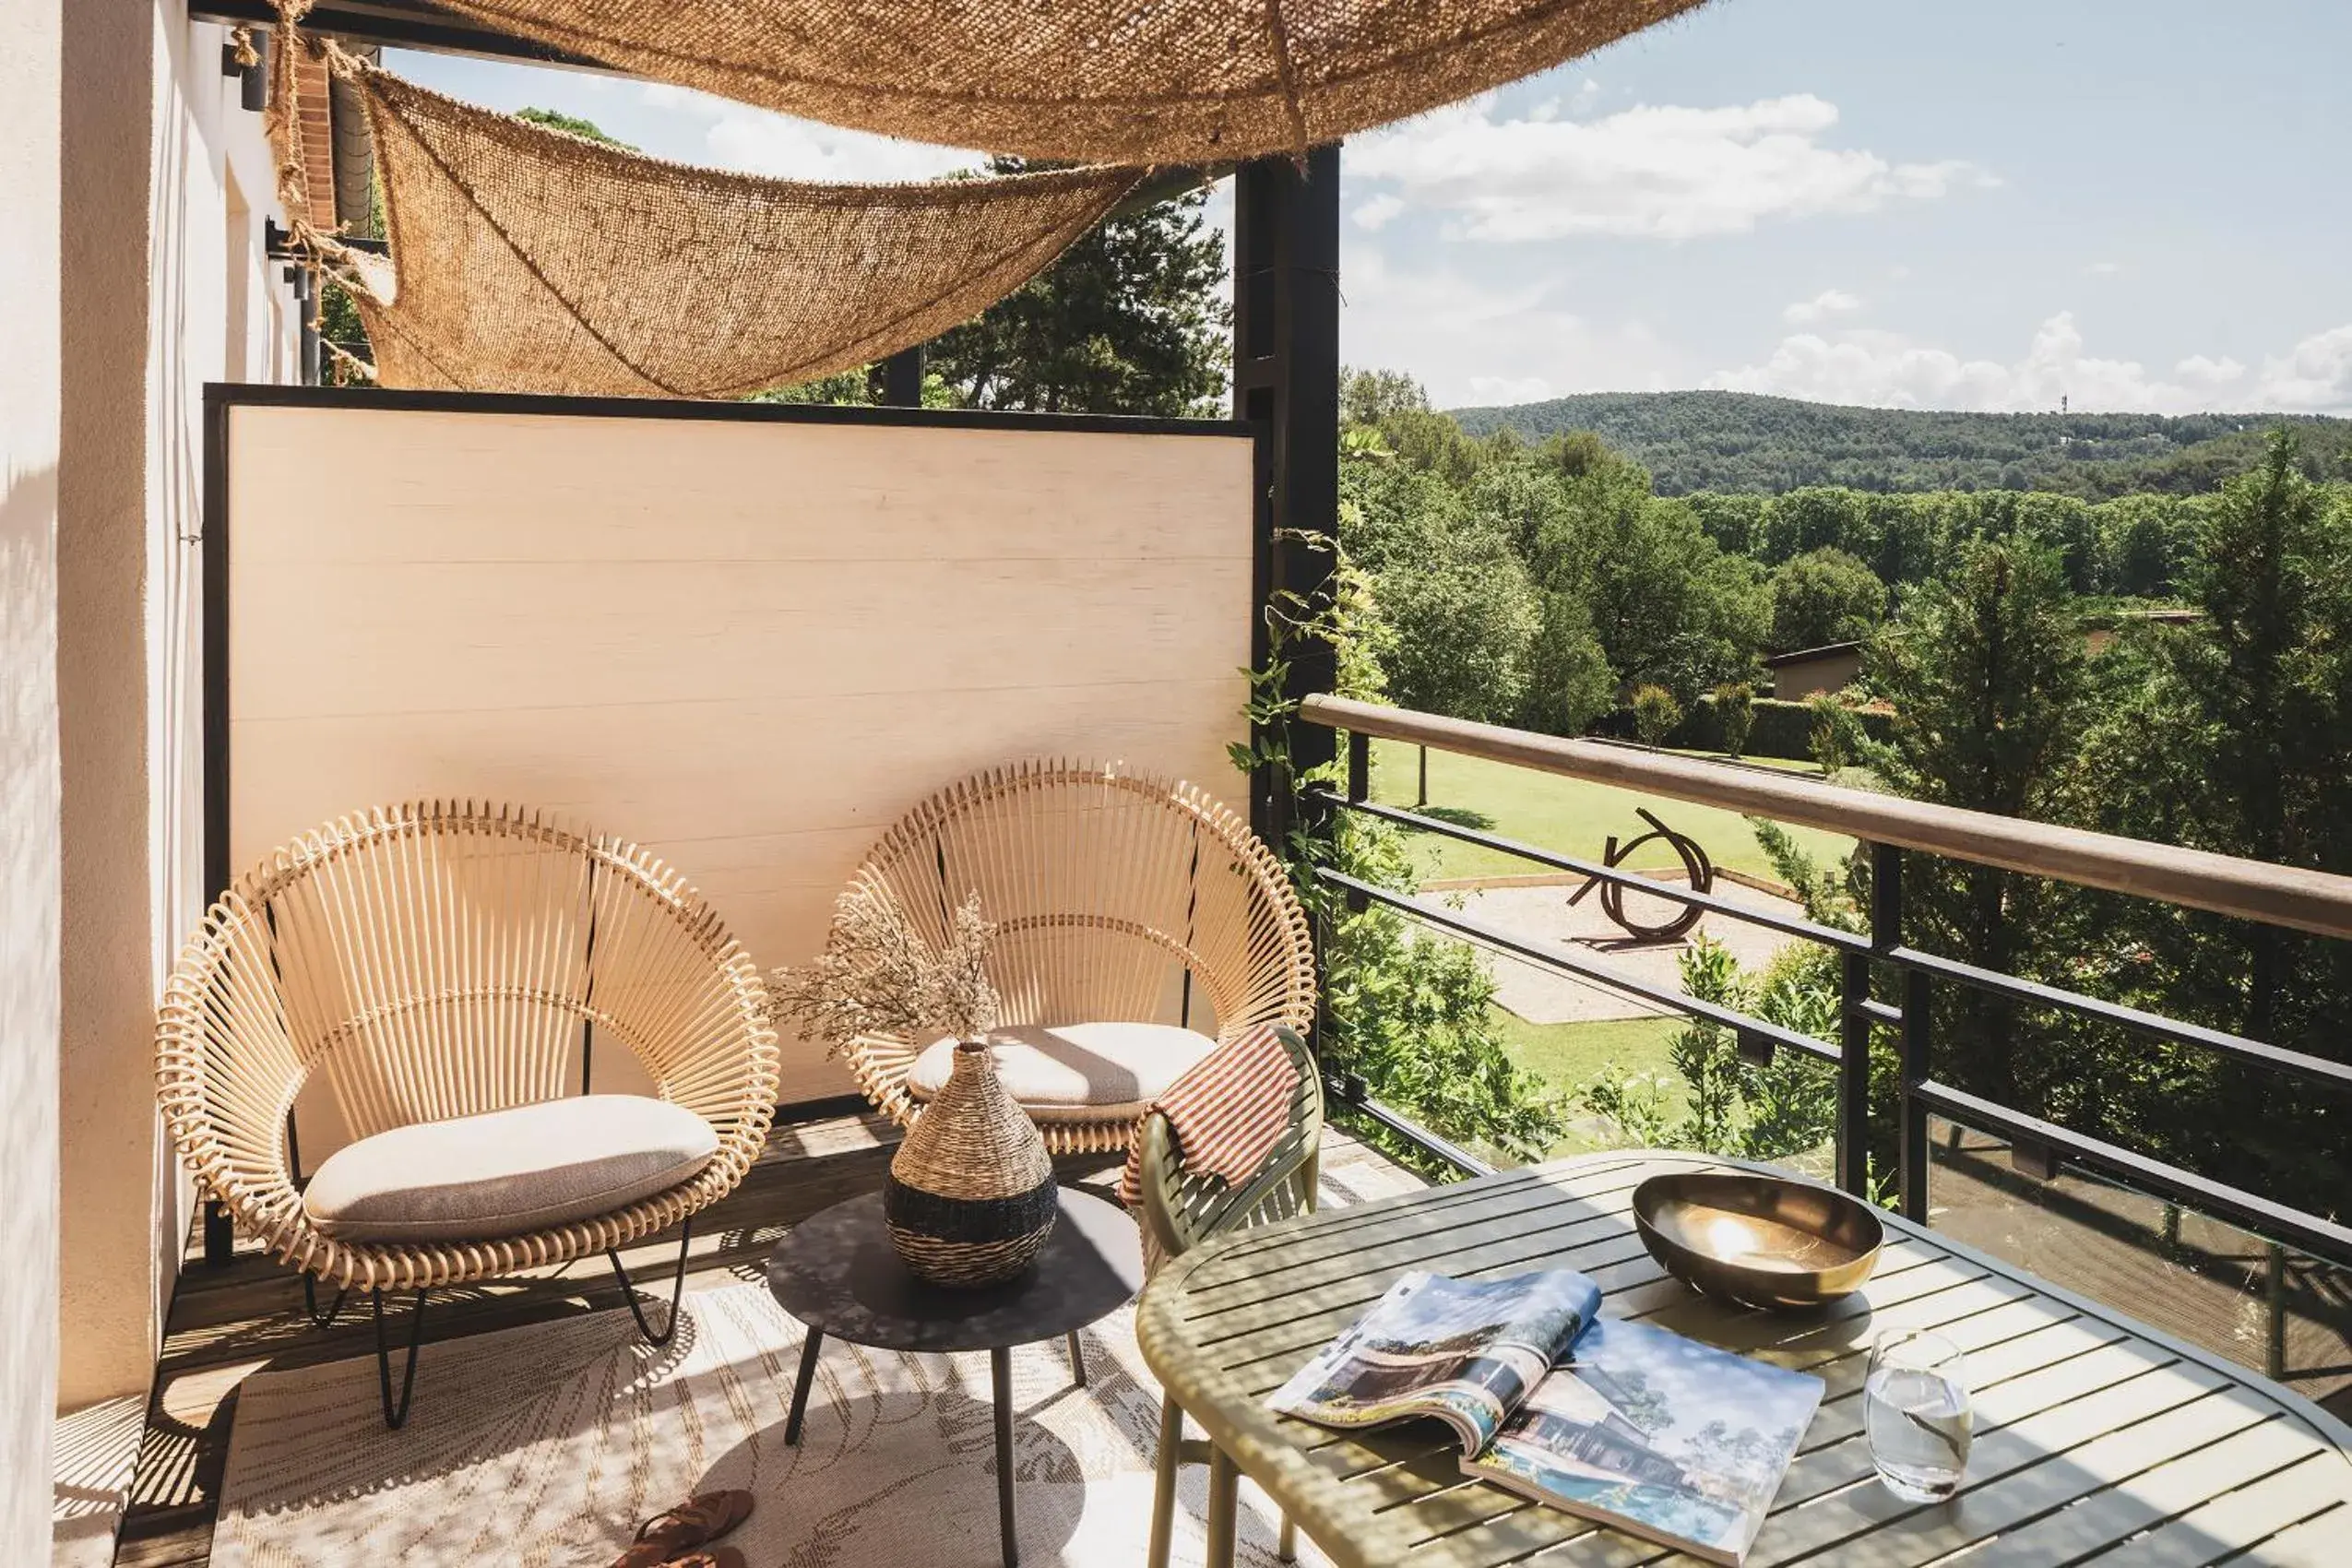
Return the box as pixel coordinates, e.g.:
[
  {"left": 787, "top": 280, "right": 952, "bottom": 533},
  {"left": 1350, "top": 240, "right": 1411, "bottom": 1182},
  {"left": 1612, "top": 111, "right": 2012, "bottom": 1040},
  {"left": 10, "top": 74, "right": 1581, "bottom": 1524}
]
[
  {"left": 1706, "top": 312, "right": 2352, "bottom": 414},
  {"left": 1348, "top": 93, "right": 1993, "bottom": 242},
  {"left": 1467, "top": 374, "right": 1558, "bottom": 404},
  {"left": 2085, "top": 260, "right": 2125, "bottom": 277},
  {"left": 2175, "top": 354, "right": 2246, "bottom": 390},
  {"left": 1344, "top": 248, "right": 1695, "bottom": 407},
  {"left": 2254, "top": 325, "right": 2352, "bottom": 410},
  {"left": 637, "top": 80, "right": 978, "bottom": 182},
  {"left": 1783, "top": 289, "right": 1862, "bottom": 326},
  {"left": 1351, "top": 194, "right": 1407, "bottom": 232}
]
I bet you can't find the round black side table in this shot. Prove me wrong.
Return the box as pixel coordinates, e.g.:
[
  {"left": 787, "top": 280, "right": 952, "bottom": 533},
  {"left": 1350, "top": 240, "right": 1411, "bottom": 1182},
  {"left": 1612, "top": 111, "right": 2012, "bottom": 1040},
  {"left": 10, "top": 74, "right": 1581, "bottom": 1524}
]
[{"left": 765, "top": 1184, "right": 1146, "bottom": 1567}]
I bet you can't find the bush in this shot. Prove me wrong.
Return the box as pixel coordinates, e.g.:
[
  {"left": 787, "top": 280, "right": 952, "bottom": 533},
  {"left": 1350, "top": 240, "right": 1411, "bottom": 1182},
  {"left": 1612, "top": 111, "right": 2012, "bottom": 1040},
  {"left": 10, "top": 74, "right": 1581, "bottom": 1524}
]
[
  {"left": 1630, "top": 683, "right": 1683, "bottom": 746},
  {"left": 1714, "top": 682, "right": 1755, "bottom": 756},
  {"left": 1664, "top": 694, "right": 1890, "bottom": 761},
  {"left": 1576, "top": 935, "right": 1838, "bottom": 1165},
  {"left": 1241, "top": 532, "right": 1568, "bottom": 1164},
  {"left": 1808, "top": 691, "right": 1866, "bottom": 775}
]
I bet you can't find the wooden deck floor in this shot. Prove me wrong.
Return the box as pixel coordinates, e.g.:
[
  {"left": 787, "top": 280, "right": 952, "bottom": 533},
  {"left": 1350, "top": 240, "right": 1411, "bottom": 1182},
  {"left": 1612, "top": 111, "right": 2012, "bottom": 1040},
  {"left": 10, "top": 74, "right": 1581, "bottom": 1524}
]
[
  {"left": 110, "top": 1110, "right": 1416, "bottom": 1568},
  {"left": 116, "top": 1113, "right": 2346, "bottom": 1565}
]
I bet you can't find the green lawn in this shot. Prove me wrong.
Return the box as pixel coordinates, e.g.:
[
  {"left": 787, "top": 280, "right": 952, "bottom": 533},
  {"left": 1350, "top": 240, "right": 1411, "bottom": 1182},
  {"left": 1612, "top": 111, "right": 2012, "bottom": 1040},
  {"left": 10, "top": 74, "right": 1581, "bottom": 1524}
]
[
  {"left": 1367, "top": 738, "right": 1852, "bottom": 886},
  {"left": 1488, "top": 1009, "right": 1681, "bottom": 1090},
  {"left": 1488, "top": 1008, "right": 1685, "bottom": 1157}
]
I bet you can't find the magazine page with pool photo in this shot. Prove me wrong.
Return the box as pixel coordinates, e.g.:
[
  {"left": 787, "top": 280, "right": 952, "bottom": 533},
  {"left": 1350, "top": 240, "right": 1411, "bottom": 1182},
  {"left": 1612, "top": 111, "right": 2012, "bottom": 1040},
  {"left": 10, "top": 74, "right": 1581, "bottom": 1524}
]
[
  {"left": 1265, "top": 1269, "right": 1603, "bottom": 1454},
  {"left": 1466, "top": 1313, "right": 1823, "bottom": 1565},
  {"left": 1269, "top": 1269, "right": 1823, "bottom": 1566}
]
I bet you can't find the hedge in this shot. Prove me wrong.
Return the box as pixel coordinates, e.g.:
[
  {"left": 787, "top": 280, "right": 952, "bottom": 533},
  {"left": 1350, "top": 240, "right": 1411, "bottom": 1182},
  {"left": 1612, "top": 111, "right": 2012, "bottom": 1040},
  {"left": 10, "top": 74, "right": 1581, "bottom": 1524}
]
[{"left": 1665, "top": 695, "right": 1891, "bottom": 762}]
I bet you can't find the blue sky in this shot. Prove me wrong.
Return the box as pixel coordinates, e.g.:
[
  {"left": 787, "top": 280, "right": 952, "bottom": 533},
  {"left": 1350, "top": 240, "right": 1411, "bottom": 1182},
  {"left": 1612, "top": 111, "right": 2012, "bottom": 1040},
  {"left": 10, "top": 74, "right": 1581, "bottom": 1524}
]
[{"left": 392, "top": 0, "right": 2352, "bottom": 413}]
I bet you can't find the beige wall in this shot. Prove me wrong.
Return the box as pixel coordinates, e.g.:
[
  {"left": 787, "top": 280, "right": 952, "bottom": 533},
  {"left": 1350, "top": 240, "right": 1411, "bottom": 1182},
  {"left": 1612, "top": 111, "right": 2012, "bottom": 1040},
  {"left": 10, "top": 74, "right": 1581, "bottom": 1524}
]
[
  {"left": 1767, "top": 647, "right": 1863, "bottom": 701},
  {"left": 54, "top": 0, "right": 299, "bottom": 1432},
  {"left": 223, "top": 403, "right": 1257, "bottom": 1118},
  {"left": 2, "top": 0, "right": 66, "bottom": 1557}
]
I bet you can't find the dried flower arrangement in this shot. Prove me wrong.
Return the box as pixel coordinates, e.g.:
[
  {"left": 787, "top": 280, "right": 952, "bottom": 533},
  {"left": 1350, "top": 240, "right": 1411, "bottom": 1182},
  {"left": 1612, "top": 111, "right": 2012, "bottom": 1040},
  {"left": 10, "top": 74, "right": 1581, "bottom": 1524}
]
[{"left": 766, "top": 873, "right": 1002, "bottom": 1052}]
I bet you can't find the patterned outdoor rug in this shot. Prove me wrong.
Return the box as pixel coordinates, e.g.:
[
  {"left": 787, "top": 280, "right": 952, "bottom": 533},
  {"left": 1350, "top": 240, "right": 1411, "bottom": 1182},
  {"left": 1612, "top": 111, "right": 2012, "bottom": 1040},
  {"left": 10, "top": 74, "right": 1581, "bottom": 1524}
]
[{"left": 210, "top": 1163, "right": 1418, "bottom": 1567}]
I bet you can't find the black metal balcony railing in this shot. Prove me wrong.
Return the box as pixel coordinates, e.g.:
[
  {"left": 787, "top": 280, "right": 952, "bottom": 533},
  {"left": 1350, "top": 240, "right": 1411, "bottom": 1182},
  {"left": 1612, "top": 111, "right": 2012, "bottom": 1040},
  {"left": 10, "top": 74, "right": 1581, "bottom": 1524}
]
[{"left": 1294, "top": 695, "right": 2352, "bottom": 1276}]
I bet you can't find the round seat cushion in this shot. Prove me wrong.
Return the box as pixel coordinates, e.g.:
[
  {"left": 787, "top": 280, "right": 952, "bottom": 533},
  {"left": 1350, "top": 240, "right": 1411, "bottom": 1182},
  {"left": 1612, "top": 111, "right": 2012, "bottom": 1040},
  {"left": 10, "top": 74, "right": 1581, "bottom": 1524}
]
[
  {"left": 302, "top": 1093, "right": 720, "bottom": 1243},
  {"left": 905, "top": 1022, "right": 1219, "bottom": 1123}
]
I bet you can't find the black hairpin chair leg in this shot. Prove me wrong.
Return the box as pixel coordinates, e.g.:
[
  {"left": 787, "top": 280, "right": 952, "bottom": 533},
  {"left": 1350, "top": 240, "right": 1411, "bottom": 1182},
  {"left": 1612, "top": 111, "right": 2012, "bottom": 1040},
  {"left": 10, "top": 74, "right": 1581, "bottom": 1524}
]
[{"left": 604, "top": 1215, "right": 695, "bottom": 1348}]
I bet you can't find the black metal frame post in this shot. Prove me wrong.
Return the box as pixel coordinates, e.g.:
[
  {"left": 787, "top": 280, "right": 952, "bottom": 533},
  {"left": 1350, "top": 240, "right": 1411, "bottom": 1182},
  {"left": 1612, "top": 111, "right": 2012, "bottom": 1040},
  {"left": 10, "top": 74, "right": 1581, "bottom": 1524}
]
[
  {"left": 282, "top": 263, "right": 320, "bottom": 386},
  {"left": 880, "top": 344, "right": 925, "bottom": 407},
  {"left": 1876, "top": 841, "right": 1934, "bottom": 1222},
  {"left": 1836, "top": 942, "right": 1873, "bottom": 1197},
  {"left": 1235, "top": 146, "right": 1340, "bottom": 849}
]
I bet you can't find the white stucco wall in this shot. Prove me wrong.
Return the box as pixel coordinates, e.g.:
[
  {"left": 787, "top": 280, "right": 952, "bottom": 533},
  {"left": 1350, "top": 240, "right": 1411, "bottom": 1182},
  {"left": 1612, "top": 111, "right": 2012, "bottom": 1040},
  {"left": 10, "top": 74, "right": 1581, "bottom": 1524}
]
[
  {"left": 2, "top": 2, "right": 67, "bottom": 1560},
  {"left": 53, "top": 0, "right": 298, "bottom": 1440},
  {"left": 6, "top": 3, "right": 297, "bottom": 1555}
]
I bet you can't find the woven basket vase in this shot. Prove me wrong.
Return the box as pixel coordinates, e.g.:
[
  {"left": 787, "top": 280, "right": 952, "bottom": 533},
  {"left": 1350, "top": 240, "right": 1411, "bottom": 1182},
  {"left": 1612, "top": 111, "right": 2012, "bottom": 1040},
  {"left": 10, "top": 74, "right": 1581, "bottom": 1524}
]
[{"left": 884, "top": 1039, "right": 1057, "bottom": 1288}]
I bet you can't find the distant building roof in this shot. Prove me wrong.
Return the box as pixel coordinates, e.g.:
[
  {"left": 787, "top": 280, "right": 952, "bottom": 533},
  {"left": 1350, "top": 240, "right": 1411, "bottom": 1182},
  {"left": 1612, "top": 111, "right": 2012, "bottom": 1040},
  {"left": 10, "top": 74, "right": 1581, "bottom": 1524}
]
[{"left": 1762, "top": 640, "right": 1864, "bottom": 669}]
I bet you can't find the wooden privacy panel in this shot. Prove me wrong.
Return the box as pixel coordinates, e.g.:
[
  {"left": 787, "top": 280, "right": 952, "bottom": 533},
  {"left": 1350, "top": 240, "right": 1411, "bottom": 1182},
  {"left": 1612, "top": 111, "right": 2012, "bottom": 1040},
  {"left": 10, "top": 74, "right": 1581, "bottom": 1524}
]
[{"left": 218, "top": 398, "right": 1257, "bottom": 1131}]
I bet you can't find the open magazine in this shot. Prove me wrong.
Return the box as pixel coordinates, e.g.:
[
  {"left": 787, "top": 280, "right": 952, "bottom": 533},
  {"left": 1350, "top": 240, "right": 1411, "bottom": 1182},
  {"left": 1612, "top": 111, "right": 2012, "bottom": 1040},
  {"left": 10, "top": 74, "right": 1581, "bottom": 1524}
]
[{"left": 1268, "top": 1270, "right": 1822, "bottom": 1566}]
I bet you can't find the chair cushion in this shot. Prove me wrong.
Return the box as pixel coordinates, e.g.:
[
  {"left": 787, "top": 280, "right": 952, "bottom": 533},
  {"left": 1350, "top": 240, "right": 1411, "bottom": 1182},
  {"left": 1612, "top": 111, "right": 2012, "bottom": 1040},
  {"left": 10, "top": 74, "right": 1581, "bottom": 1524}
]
[
  {"left": 905, "top": 1022, "right": 1219, "bottom": 1123},
  {"left": 302, "top": 1094, "right": 719, "bottom": 1242}
]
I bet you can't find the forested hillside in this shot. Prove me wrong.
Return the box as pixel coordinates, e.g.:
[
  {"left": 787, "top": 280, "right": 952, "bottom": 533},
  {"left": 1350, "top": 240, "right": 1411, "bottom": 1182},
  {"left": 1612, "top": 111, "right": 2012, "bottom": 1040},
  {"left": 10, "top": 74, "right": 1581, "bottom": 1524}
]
[
  {"left": 1344, "top": 365, "right": 2352, "bottom": 1206},
  {"left": 1448, "top": 390, "right": 2352, "bottom": 497}
]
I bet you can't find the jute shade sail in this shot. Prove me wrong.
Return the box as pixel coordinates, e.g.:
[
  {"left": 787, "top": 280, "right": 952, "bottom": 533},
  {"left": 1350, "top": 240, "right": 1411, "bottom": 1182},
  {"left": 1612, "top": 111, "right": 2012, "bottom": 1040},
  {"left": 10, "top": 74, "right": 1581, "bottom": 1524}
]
[
  {"left": 293, "top": 51, "right": 1142, "bottom": 397},
  {"left": 414, "top": 0, "right": 1712, "bottom": 163}
]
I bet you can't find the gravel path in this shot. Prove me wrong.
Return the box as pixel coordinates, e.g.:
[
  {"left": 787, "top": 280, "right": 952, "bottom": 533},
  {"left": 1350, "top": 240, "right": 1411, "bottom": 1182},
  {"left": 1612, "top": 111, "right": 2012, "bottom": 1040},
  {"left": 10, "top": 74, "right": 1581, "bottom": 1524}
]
[{"left": 1434, "top": 875, "right": 1809, "bottom": 1024}]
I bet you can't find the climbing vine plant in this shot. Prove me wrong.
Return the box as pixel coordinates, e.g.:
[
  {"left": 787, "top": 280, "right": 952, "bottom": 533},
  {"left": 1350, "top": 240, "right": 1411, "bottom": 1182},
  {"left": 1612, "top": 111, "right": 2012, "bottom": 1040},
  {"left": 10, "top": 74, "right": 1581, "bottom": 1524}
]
[{"left": 1233, "top": 521, "right": 1569, "bottom": 1169}]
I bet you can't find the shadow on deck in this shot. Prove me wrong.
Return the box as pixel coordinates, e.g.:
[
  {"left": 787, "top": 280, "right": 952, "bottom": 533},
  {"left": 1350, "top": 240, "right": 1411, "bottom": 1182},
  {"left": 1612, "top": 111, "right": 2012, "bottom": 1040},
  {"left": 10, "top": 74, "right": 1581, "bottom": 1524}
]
[{"left": 111, "top": 1109, "right": 1422, "bottom": 1568}]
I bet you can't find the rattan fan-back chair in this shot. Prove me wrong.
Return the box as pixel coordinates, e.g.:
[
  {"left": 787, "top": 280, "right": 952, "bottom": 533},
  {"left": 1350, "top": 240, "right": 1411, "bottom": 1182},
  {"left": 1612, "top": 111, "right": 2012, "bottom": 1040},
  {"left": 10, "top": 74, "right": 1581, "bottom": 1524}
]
[
  {"left": 155, "top": 801, "right": 778, "bottom": 1427},
  {"left": 1135, "top": 1025, "right": 1324, "bottom": 1568},
  {"left": 839, "top": 759, "right": 1316, "bottom": 1157}
]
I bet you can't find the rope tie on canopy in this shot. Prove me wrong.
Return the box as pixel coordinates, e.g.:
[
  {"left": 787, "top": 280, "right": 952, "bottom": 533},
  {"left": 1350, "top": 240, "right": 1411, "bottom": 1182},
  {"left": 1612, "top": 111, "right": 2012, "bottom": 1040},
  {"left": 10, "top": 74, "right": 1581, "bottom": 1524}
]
[{"left": 258, "top": 1, "right": 1147, "bottom": 398}]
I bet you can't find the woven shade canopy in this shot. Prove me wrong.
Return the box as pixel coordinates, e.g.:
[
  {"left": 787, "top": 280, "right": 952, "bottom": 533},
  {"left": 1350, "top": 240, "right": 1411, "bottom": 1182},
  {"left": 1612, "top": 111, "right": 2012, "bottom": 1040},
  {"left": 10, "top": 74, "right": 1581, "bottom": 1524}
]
[
  {"left": 412, "top": 0, "right": 1711, "bottom": 164},
  {"left": 311, "top": 59, "right": 1142, "bottom": 397}
]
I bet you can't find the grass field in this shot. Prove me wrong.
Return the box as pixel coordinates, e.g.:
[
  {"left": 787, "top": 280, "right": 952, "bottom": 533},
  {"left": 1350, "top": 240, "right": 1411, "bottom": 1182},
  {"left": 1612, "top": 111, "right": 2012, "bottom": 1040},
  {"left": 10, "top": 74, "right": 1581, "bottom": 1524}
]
[
  {"left": 1367, "top": 737, "right": 1853, "bottom": 885},
  {"left": 1488, "top": 1008, "right": 1685, "bottom": 1156},
  {"left": 1361, "top": 737, "right": 1850, "bottom": 1156},
  {"left": 1488, "top": 1008, "right": 1682, "bottom": 1091}
]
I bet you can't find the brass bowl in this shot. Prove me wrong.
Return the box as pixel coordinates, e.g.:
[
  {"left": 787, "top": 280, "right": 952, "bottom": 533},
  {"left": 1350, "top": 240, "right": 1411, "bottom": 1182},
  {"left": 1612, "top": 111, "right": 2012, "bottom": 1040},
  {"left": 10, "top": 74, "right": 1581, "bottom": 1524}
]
[{"left": 1632, "top": 1171, "right": 1883, "bottom": 1311}]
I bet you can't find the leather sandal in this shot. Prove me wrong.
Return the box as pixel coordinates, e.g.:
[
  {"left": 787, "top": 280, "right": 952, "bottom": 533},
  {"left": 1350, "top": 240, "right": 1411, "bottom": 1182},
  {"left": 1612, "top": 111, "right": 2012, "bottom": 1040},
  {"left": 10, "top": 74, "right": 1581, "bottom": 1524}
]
[{"left": 609, "top": 1491, "right": 754, "bottom": 1567}]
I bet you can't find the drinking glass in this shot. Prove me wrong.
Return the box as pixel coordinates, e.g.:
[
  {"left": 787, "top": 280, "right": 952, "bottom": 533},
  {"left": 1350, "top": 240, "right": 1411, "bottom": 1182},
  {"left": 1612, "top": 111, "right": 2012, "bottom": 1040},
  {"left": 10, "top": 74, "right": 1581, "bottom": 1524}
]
[{"left": 1864, "top": 1328, "right": 1973, "bottom": 1503}]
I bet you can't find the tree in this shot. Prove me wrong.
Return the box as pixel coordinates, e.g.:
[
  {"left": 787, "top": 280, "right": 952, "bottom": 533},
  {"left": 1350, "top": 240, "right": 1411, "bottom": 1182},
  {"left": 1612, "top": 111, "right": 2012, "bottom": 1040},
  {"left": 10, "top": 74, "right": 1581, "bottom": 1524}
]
[
  {"left": 1714, "top": 682, "right": 1755, "bottom": 757},
  {"left": 2085, "top": 433, "right": 2352, "bottom": 1042},
  {"left": 1341, "top": 366, "right": 1428, "bottom": 425},
  {"left": 1769, "top": 547, "right": 1886, "bottom": 652},
  {"left": 1863, "top": 534, "right": 2088, "bottom": 1104},
  {"left": 1523, "top": 593, "right": 1616, "bottom": 736},
  {"left": 1372, "top": 522, "right": 1539, "bottom": 724},
  {"left": 1559, "top": 471, "right": 1769, "bottom": 703},
  {"left": 2095, "top": 493, "right": 2199, "bottom": 599},
  {"left": 1806, "top": 692, "right": 1862, "bottom": 776},
  {"left": 1759, "top": 487, "right": 1871, "bottom": 564},
  {"left": 1687, "top": 492, "right": 1766, "bottom": 557},
  {"left": 1546, "top": 430, "right": 1613, "bottom": 480},
  {"left": 1630, "top": 684, "right": 1681, "bottom": 746},
  {"left": 513, "top": 106, "right": 626, "bottom": 144},
  {"left": 928, "top": 159, "right": 1229, "bottom": 416}
]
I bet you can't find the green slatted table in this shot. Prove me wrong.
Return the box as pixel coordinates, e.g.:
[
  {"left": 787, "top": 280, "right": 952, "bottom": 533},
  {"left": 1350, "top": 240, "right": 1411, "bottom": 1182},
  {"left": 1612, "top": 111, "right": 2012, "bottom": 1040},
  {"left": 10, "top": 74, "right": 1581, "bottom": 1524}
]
[{"left": 1135, "top": 1149, "right": 2352, "bottom": 1568}]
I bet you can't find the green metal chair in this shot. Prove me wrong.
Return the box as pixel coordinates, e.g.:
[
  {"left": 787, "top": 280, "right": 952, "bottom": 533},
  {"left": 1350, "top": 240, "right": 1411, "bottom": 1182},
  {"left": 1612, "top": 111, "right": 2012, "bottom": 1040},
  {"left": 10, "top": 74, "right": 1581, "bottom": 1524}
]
[{"left": 1135, "top": 1026, "right": 1323, "bottom": 1568}]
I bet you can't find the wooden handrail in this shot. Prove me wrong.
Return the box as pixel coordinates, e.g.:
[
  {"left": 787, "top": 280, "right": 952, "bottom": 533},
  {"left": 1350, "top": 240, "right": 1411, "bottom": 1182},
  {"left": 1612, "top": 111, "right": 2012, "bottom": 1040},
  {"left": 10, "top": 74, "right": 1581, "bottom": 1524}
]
[{"left": 1301, "top": 694, "right": 2352, "bottom": 943}]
